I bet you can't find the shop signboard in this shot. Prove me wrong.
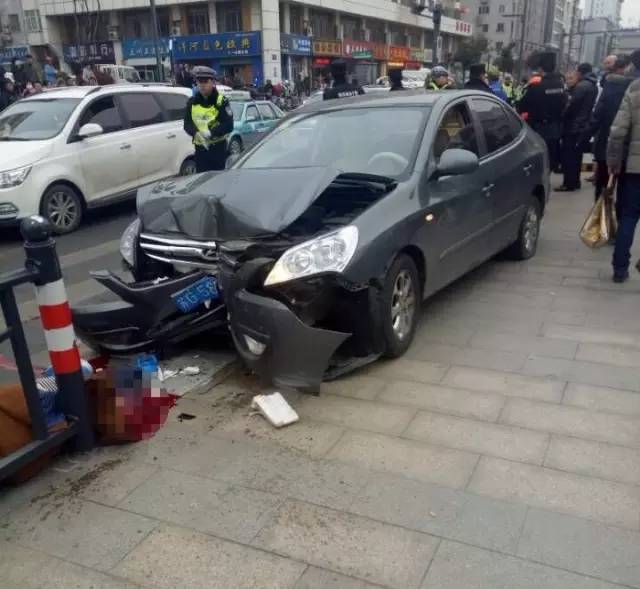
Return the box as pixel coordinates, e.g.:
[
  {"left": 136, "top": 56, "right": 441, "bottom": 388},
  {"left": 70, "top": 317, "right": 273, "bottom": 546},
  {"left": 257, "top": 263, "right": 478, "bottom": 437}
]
[
  {"left": 63, "top": 41, "right": 115, "bottom": 64},
  {"left": 410, "top": 48, "right": 425, "bottom": 62},
  {"left": 313, "top": 40, "right": 342, "bottom": 56},
  {"left": 441, "top": 18, "right": 473, "bottom": 36},
  {"left": 343, "top": 40, "right": 386, "bottom": 61},
  {"left": 352, "top": 49, "right": 372, "bottom": 59},
  {"left": 122, "top": 38, "right": 170, "bottom": 59},
  {"left": 280, "top": 34, "right": 312, "bottom": 55},
  {"left": 0, "top": 46, "right": 28, "bottom": 62},
  {"left": 389, "top": 46, "right": 410, "bottom": 64},
  {"left": 172, "top": 31, "right": 261, "bottom": 59}
]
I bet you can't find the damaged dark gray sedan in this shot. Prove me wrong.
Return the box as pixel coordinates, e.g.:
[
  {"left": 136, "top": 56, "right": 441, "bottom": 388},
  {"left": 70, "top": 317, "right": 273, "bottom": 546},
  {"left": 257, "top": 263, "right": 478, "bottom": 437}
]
[{"left": 92, "top": 91, "right": 550, "bottom": 391}]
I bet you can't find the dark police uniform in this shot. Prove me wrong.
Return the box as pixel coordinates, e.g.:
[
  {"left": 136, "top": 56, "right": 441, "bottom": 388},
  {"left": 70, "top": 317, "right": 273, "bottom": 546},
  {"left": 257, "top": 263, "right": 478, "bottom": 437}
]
[
  {"left": 517, "top": 53, "right": 567, "bottom": 172},
  {"left": 323, "top": 59, "right": 365, "bottom": 101},
  {"left": 389, "top": 68, "right": 406, "bottom": 92},
  {"left": 183, "top": 72, "right": 234, "bottom": 173}
]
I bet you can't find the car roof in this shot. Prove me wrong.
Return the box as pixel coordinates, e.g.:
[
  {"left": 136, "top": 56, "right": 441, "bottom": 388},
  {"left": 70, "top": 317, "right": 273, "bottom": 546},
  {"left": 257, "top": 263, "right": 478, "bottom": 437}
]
[{"left": 22, "top": 84, "right": 191, "bottom": 102}]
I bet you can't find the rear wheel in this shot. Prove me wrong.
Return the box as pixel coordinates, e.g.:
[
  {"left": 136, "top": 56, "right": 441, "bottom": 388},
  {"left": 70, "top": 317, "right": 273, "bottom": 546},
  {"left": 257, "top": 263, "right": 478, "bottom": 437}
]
[
  {"left": 379, "top": 254, "right": 421, "bottom": 358},
  {"left": 180, "top": 158, "right": 197, "bottom": 176},
  {"left": 229, "top": 137, "right": 243, "bottom": 155},
  {"left": 40, "top": 184, "right": 83, "bottom": 234},
  {"left": 505, "top": 197, "right": 541, "bottom": 260}
]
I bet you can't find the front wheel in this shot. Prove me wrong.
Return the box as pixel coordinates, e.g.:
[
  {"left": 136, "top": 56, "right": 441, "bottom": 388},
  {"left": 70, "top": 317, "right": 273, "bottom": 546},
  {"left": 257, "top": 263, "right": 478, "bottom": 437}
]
[
  {"left": 228, "top": 137, "right": 242, "bottom": 155},
  {"left": 179, "top": 158, "right": 197, "bottom": 176},
  {"left": 505, "top": 197, "right": 541, "bottom": 260},
  {"left": 40, "top": 184, "right": 83, "bottom": 235},
  {"left": 380, "top": 254, "right": 421, "bottom": 358}
]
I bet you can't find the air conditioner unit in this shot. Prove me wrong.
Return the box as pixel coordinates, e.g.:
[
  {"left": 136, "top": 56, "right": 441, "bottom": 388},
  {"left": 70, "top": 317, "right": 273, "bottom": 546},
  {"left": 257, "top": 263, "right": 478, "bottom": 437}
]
[{"left": 108, "top": 26, "right": 119, "bottom": 41}]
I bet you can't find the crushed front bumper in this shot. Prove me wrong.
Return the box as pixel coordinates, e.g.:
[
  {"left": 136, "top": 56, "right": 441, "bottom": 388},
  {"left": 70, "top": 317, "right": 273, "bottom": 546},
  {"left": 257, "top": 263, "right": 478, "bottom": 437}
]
[{"left": 228, "top": 288, "right": 349, "bottom": 393}]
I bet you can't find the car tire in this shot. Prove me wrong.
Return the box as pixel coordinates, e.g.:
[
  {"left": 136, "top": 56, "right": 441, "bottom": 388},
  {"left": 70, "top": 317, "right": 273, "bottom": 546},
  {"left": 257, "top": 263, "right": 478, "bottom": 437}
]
[
  {"left": 505, "top": 197, "right": 541, "bottom": 260},
  {"left": 229, "top": 137, "right": 242, "bottom": 155},
  {"left": 380, "top": 253, "right": 421, "bottom": 358},
  {"left": 40, "top": 184, "right": 83, "bottom": 235},
  {"left": 180, "top": 158, "right": 197, "bottom": 176}
]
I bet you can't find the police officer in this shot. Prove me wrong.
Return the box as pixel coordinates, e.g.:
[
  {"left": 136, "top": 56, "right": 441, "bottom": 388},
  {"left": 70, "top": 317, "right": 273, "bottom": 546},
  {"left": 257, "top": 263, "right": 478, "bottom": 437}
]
[
  {"left": 427, "top": 66, "right": 454, "bottom": 90},
  {"left": 517, "top": 52, "right": 567, "bottom": 173},
  {"left": 388, "top": 67, "right": 406, "bottom": 91},
  {"left": 323, "top": 59, "right": 365, "bottom": 100},
  {"left": 183, "top": 66, "right": 234, "bottom": 173}
]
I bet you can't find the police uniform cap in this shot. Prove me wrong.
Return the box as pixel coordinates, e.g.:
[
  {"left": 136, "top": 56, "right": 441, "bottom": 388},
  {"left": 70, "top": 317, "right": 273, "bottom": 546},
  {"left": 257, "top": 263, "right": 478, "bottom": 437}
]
[
  {"left": 432, "top": 66, "right": 449, "bottom": 78},
  {"left": 193, "top": 66, "right": 217, "bottom": 80}
]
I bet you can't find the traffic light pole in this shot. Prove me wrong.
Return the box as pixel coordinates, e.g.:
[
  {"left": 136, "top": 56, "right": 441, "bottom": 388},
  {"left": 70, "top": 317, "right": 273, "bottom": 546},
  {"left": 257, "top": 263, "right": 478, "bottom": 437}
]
[
  {"left": 150, "top": 0, "right": 163, "bottom": 81},
  {"left": 432, "top": 2, "right": 442, "bottom": 66}
]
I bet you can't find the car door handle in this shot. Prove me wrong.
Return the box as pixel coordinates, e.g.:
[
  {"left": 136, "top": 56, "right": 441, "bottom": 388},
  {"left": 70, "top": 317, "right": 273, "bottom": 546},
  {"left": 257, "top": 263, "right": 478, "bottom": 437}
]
[
  {"left": 120, "top": 143, "right": 131, "bottom": 150},
  {"left": 523, "top": 164, "right": 533, "bottom": 175},
  {"left": 482, "top": 183, "right": 495, "bottom": 196},
  {"left": 166, "top": 133, "right": 176, "bottom": 139}
]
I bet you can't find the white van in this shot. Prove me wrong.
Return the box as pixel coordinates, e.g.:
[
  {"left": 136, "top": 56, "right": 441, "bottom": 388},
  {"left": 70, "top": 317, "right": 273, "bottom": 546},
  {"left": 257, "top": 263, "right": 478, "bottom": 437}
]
[
  {"left": 0, "top": 84, "right": 196, "bottom": 234},
  {"left": 97, "top": 64, "right": 142, "bottom": 84}
]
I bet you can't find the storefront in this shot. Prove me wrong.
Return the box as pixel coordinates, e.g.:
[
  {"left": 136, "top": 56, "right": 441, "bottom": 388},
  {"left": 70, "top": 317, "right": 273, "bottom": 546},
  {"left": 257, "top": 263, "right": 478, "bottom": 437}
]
[
  {"left": 0, "top": 46, "right": 29, "bottom": 67},
  {"left": 342, "top": 40, "right": 386, "bottom": 85},
  {"left": 280, "top": 34, "right": 312, "bottom": 83},
  {"left": 311, "top": 39, "right": 341, "bottom": 86},
  {"left": 172, "top": 31, "right": 262, "bottom": 85},
  {"left": 406, "top": 48, "right": 426, "bottom": 70},
  {"left": 62, "top": 41, "right": 116, "bottom": 66},
  {"left": 122, "top": 38, "right": 171, "bottom": 81},
  {"left": 387, "top": 46, "right": 411, "bottom": 74}
]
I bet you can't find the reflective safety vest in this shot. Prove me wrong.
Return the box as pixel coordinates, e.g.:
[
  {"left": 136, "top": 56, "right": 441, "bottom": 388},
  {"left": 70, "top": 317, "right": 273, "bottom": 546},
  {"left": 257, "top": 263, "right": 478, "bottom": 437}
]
[
  {"left": 191, "top": 93, "right": 227, "bottom": 147},
  {"left": 503, "top": 84, "right": 514, "bottom": 100},
  {"left": 427, "top": 81, "right": 441, "bottom": 91}
]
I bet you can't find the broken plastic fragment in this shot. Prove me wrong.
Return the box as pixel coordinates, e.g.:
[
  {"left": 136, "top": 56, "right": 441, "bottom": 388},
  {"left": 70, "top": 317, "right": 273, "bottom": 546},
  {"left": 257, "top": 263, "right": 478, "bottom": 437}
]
[
  {"left": 251, "top": 392, "right": 299, "bottom": 428},
  {"left": 181, "top": 366, "right": 201, "bottom": 376}
]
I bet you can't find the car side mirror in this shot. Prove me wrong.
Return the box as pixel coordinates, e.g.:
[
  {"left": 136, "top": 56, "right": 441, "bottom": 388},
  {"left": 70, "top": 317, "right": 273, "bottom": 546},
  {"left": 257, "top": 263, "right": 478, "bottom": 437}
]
[
  {"left": 434, "top": 149, "right": 479, "bottom": 178},
  {"left": 77, "top": 123, "right": 104, "bottom": 139}
]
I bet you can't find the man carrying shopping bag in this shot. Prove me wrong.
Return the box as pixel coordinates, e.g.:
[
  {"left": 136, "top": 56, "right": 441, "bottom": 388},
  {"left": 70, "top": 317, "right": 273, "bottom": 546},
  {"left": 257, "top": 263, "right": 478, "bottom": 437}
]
[{"left": 608, "top": 49, "right": 640, "bottom": 283}]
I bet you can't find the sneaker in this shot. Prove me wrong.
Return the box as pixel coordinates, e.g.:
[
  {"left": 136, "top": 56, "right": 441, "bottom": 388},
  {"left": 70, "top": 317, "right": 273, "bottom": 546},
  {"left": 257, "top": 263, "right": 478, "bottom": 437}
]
[
  {"left": 613, "top": 271, "right": 629, "bottom": 283},
  {"left": 555, "top": 185, "right": 576, "bottom": 192}
]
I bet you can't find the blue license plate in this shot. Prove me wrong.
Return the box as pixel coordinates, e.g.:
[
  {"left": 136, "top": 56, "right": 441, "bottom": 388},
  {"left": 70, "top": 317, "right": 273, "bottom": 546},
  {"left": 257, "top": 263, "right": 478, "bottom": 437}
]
[{"left": 172, "top": 276, "right": 219, "bottom": 313}]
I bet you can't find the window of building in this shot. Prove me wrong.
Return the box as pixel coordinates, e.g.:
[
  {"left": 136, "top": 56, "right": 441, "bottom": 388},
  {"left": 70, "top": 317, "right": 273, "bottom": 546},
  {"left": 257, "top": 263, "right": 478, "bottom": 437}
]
[
  {"left": 478, "top": 5, "right": 490, "bottom": 15},
  {"left": 342, "top": 16, "right": 364, "bottom": 41},
  {"left": 310, "top": 9, "right": 335, "bottom": 40},
  {"left": 289, "top": 4, "right": 304, "bottom": 34},
  {"left": 79, "top": 97, "right": 123, "bottom": 135},
  {"left": 499, "top": 4, "right": 505, "bottom": 13},
  {"left": 389, "top": 24, "right": 407, "bottom": 46},
  {"left": 497, "top": 23, "right": 505, "bottom": 32},
  {"left": 119, "top": 93, "right": 164, "bottom": 128},
  {"left": 482, "top": 24, "right": 489, "bottom": 33},
  {"left": 187, "top": 5, "right": 210, "bottom": 35},
  {"left": 123, "top": 10, "right": 170, "bottom": 38},
  {"left": 216, "top": 2, "right": 242, "bottom": 33},
  {"left": 368, "top": 19, "right": 386, "bottom": 44},
  {"left": 8, "top": 14, "right": 20, "bottom": 32},
  {"left": 496, "top": 41, "right": 504, "bottom": 51},
  {"left": 407, "top": 27, "right": 422, "bottom": 48},
  {"left": 472, "top": 98, "right": 517, "bottom": 155},
  {"left": 24, "top": 9, "right": 42, "bottom": 33}
]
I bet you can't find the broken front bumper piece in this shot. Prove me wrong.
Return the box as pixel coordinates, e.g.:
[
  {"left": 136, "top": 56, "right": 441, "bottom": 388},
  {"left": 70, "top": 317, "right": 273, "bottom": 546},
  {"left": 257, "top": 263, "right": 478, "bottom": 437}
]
[
  {"left": 72, "top": 270, "right": 226, "bottom": 353},
  {"left": 228, "top": 288, "right": 349, "bottom": 393}
]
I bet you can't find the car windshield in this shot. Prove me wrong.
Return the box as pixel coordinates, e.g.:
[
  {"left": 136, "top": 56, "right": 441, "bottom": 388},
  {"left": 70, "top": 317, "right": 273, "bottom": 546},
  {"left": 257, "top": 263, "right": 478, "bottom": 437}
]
[
  {"left": 239, "top": 106, "right": 428, "bottom": 177},
  {"left": 230, "top": 102, "right": 245, "bottom": 120},
  {"left": 0, "top": 98, "right": 80, "bottom": 140}
]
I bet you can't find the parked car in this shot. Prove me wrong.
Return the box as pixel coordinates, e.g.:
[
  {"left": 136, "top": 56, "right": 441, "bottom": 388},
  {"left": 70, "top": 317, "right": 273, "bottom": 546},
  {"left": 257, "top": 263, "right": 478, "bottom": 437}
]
[
  {"left": 0, "top": 84, "right": 195, "bottom": 234},
  {"left": 96, "top": 64, "right": 142, "bottom": 84},
  {"left": 227, "top": 99, "right": 285, "bottom": 154},
  {"left": 77, "top": 90, "right": 549, "bottom": 390}
]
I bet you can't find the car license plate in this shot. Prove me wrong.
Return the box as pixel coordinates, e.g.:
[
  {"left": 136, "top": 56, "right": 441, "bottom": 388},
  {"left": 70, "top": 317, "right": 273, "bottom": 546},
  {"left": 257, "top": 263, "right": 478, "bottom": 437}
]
[{"left": 172, "top": 276, "right": 219, "bottom": 313}]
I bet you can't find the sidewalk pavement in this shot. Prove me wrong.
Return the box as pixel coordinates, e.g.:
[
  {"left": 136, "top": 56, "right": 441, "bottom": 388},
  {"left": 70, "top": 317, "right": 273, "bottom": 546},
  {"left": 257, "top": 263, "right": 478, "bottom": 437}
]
[{"left": 2, "top": 178, "right": 640, "bottom": 589}]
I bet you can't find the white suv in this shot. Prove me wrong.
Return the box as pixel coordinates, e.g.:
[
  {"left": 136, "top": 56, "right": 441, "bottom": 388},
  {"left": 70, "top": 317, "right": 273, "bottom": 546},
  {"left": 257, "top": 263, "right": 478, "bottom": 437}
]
[{"left": 0, "top": 84, "right": 196, "bottom": 234}]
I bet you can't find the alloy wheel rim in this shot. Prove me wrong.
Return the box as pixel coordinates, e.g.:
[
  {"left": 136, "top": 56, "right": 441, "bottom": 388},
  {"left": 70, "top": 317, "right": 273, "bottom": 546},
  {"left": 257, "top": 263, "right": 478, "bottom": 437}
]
[
  {"left": 230, "top": 140, "right": 241, "bottom": 154},
  {"left": 47, "top": 191, "right": 78, "bottom": 231},
  {"left": 183, "top": 161, "right": 197, "bottom": 175},
  {"left": 523, "top": 206, "right": 539, "bottom": 253},
  {"left": 391, "top": 270, "right": 416, "bottom": 341}
]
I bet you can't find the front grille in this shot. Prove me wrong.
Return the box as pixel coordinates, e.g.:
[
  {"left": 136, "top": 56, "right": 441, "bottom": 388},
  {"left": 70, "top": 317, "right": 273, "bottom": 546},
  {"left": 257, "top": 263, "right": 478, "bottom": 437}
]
[{"left": 139, "top": 233, "right": 219, "bottom": 271}]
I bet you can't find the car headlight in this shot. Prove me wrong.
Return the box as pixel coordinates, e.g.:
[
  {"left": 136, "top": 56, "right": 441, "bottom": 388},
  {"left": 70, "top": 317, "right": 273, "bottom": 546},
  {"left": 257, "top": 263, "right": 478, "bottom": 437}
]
[
  {"left": 120, "top": 219, "right": 140, "bottom": 267},
  {"left": 0, "top": 165, "right": 32, "bottom": 189},
  {"left": 264, "top": 226, "right": 358, "bottom": 287}
]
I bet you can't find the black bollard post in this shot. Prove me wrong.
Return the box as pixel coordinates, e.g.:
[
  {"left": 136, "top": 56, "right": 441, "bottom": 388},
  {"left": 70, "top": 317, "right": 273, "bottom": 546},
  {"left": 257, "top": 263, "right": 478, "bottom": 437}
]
[{"left": 21, "top": 216, "right": 94, "bottom": 451}]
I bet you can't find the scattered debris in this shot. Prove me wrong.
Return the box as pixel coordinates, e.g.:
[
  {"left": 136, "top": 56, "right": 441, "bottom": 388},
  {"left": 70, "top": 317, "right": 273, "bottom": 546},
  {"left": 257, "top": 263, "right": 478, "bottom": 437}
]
[
  {"left": 177, "top": 413, "right": 197, "bottom": 422},
  {"left": 429, "top": 511, "right": 437, "bottom": 518},
  {"left": 181, "top": 366, "right": 201, "bottom": 376},
  {"left": 251, "top": 392, "right": 299, "bottom": 428},
  {"left": 158, "top": 367, "right": 179, "bottom": 382}
]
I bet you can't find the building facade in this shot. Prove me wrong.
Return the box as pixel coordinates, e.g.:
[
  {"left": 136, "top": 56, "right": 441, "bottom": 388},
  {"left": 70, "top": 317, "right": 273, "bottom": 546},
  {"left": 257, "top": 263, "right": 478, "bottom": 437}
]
[
  {"left": 579, "top": 16, "right": 615, "bottom": 66},
  {"left": 0, "top": 0, "right": 474, "bottom": 84},
  {"left": 585, "top": 0, "right": 623, "bottom": 26}
]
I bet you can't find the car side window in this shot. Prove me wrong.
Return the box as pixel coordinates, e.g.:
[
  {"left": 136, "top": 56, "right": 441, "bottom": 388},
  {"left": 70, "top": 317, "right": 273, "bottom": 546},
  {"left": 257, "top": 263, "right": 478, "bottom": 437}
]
[
  {"left": 257, "top": 104, "right": 275, "bottom": 121},
  {"left": 79, "top": 96, "right": 123, "bottom": 134},
  {"left": 118, "top": 93, "right": 164, "bottom": 128},
  {"left": 155, "top": 92, "right": 189, "bottom": 122},
  {"left": 432, "top": 103, "right": 479, "bottom": 160},
  {"left": 245, "top": 105, "right": 260, "bottom": 122},
  {"left": 472, "top": 98, "right": 517, "bottom": 155},
  {"left": 504, "top": 105, "right": 524, "bottom": 136}
]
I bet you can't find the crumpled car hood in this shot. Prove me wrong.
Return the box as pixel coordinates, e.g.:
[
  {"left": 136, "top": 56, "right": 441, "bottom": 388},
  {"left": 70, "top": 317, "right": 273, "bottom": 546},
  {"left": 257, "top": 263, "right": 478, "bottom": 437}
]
[{"left": 137, "top": 166, "right": 341, "bottom": 239}]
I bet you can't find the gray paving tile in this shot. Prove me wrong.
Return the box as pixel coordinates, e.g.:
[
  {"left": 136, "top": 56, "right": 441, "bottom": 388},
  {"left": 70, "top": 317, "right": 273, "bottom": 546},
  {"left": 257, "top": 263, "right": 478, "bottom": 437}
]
[
  {"left": 468, "top": 456, "right": 640, "bottom": 529},
  {"left": 463, "top": 290, "right": 555, "bottom": 309},
  {"left": 294, "top": 567, "right": 385, "bottom": 589},
  {"left": 522, "top": 355, "right": 640, "bottom": 392},
  {"left": 442, "top": 366, "right": 564, "bottom": 402},
  {"left": 321, "top": 375, "right": 388, "bottom": 400},
  {"left": 577, "top": 342, "right": 640, "bottom": 368},
  {"left": 501, "top": 397, "right": 640, "bottom": 448},
  {"left": 327, "top": 430, "right": 478, "bottom": 489},
  {"left": 414, "top": 321, "right": 476, "bottom": 346},
  {"left": 563, "top": 382, "right": 640, "bottom": 416},
  {"left": 405, "top": 411, "right": 549, "bottom": 464},
  {"left": 423, "top": 540, "right": 622, "bottom": 589},
  {"left": 118, "top": 468, "right": 282, "bottom": 543},
  {"left": 412, "top": 342, "right": 527, "bottom": 373},
  {"left": 518, "top": 508, "right": 640, "bottom": 588},
  {"left": 351, "top": 473, "right": 526, "bottom": 553},
  {"left": 543, "top": 323, "right": 640, "bottom": 347},
  {"left": 0, "top": 499, "right": 157, "bottom": 572},
  {"left": 363, "top": 357, "right": 449, "bottom": 384},
  {"left": 253, "top": 500, "right": 438, "bottom": 589},
  {"left": 149, "top": 435, "right": 370, "bottom": 511},
  {"left": 378, "top": 380, "right": 505, "bottom": 421},
  {"left": 469, "top": 330, "right": 578, "bottom": 360},
  {"left": 296, "top": 394, "right": 417, "bottom": 435},
  {"left": 544, "top": 436, "right": 640, "bottom": 486},
  {"left": 114, "top": 524, "right": 305, "bottom": 589}
]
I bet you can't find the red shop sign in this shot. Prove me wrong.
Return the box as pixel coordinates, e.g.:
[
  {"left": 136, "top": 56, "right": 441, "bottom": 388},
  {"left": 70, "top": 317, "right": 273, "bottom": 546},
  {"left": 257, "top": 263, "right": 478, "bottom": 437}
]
[
  {"left": 313, "top": 57, "right": 332, "bottom": 66},
  {"left": 389, "top": 46, "right": 410, "bottom": 62}
]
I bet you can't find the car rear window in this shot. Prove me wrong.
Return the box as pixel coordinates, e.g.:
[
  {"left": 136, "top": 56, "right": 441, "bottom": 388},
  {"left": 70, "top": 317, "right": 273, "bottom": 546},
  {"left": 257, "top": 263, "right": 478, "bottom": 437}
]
[
  {"left": 118, "top": 93, "right": 164, "bottom": 128},
  {"left": 155, "top": 92, "right": 189, "bottom": 121}
]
